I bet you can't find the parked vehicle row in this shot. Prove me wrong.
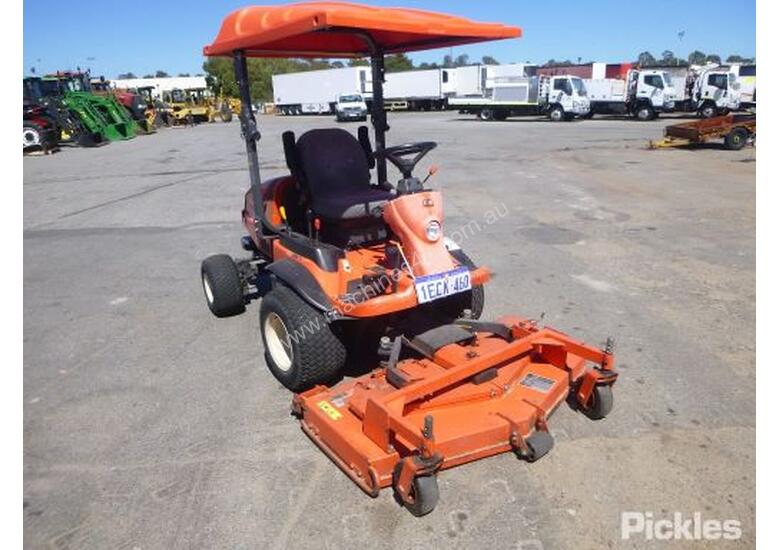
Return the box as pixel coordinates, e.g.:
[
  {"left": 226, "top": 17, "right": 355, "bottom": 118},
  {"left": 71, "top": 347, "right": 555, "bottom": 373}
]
[
  {"left": 270, "top": 62, "right": 755, "bottom": 123},
  {"left": 22, "top": 71, "right": 238, "bottom": 155}
]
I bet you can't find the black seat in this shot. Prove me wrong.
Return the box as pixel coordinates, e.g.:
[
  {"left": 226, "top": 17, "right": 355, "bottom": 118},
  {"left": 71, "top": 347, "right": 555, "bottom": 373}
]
[{"left": 295, "top": 128, "right": 393, "bottom": 221}]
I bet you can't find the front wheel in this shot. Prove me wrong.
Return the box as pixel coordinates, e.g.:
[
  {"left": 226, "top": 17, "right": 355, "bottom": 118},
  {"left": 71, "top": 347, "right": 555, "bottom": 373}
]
[
  {"left": 23, "top": 125, "right": 42, "bottom": 149},
  {"left": 259, "top": 285, "right": 346, "bottom": 391},
  {"left": 201, "top": 255, "right": 246, "bottom": 318},
  {"left": 549, "top": 105, "right": 564, "bottom": 122},
  {"left": 699, "top": 102, "right": 718, "bottom": 119},
  {"left": 635, "top": 105, "right": 655, "bottom": 121}
]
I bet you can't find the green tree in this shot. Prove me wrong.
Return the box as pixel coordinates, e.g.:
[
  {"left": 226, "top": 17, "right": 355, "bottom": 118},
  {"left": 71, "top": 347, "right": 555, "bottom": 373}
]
[
  {"left": 155, "top": 70, "right": 170, "bottom": 78},
  {"left": 544, "top": 59, "right": 574, "bottom": 67},
  {"left": 637, "top": 51, "right": 656, "bottom": 66},
  {"left": 726, "top": 54, "right": 753, "bottom": 63},
  {"left": 455, "top": 54, "right": 470, "bottom": 67},
  {"left": 348, "top": 58, "right": 370, "bottom": 67},
  {"left": 705, "top": 54, "right": 722, "bottom": 65},
  {"left": 117, "top": 72, "right": 136, "bottom": 79},
  {"left": 481, "top": 56, "right": 499, "bottom": 65},
  {"left": 687, "top": 50, "right": 706, "bottom": 65},
  {"left": 384, "top": 53, "right": 414, "bottom": 72}
]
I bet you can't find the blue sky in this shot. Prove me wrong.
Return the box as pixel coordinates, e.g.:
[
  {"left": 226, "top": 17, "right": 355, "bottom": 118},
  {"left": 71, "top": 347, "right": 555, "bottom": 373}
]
[{"left": 23, "top": 0, "right": 755, "bottom": 78}]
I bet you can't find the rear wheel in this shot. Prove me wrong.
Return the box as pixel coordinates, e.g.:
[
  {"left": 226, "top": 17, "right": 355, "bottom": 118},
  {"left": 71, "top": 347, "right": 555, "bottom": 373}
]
[
  {"left": 440, "top": 248, "right": 485, "bottom": 319},
  {"left": 725, "top": 127, "right": 748, "bottom": 150},
  {"left": 478, "top": 108, "right": 494, "bottom": 121},
  {"left": 259, "top": 284, "right": 346, "bottom": 391},
  {"left": 201, "top": 254, "right": 246, "bottom": 318}
]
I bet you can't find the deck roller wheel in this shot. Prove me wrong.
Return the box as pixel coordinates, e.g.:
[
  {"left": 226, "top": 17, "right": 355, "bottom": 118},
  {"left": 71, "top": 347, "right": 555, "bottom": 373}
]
[
  {"left": 392, "top": 462, "right": 439, "bottom": 517},
  {"left": 520, "top": 431, "right": 554, "bottom": 462},
  {"left": 584, "top": 385, "right": 614, "bottom": 420}
]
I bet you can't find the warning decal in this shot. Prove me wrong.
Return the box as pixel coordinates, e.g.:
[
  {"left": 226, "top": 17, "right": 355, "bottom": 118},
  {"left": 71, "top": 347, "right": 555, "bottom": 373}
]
[{"left": 520, "top": 373, "right": 555, "bottom": 393}]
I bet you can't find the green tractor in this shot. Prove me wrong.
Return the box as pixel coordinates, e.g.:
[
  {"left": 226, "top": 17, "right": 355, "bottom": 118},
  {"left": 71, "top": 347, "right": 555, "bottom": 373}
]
[
  {"left": 24, "top": 77, "right": 105, "bottom": 147},
  {"left": 44, "top": 71, "right": 136, "bottom": 141}
]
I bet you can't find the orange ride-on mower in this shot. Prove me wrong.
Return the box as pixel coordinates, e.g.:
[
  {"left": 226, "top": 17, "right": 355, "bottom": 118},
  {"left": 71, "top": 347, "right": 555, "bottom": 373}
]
[{"left": 202, "top": 3, "right": 617, "bottom": 515}]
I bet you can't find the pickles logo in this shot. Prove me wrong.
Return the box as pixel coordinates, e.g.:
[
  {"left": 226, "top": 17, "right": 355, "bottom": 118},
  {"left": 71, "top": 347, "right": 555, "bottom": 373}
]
[{"left": 621, "top": 512, "right": 742, "bottom": 541}]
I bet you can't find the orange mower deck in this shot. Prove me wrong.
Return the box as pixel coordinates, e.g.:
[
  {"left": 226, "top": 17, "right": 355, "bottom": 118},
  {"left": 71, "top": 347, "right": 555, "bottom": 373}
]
[{"left": 292, "top": 316, "right": 617, "bottom": 516}]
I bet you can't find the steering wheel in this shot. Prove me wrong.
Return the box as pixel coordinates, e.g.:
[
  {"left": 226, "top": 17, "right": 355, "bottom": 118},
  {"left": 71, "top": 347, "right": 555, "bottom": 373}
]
[{"left": 374, "top": 142, "right": 437, "bottom": 179}]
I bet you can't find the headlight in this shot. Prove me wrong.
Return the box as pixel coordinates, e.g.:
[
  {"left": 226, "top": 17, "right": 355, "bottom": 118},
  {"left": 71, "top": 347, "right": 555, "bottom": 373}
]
[{"left": 425, "top": 220, "right": 441, "bottom": 242}]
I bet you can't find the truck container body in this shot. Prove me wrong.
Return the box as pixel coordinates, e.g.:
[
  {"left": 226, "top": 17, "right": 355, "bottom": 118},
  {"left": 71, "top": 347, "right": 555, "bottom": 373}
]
[
  {"left": 272, "top": 67, "right": 371, "bottom": 115},
  {"left": 383, "top": 69, "right": 444, "bottom": 110}
]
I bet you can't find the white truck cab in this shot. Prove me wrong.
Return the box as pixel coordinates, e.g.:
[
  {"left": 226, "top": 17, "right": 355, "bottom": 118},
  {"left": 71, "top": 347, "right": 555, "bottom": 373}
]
[
  {"left": 627, "top": 69, "right": 676, "bottom": 118},
  {"left": 585, "top": 68, "right": 675, "bottom": 120},
  {"left": 545, "top": 75, "right": 591, "bottom": 120},
  {"left": 334, "top": 93, "right": 368, "bottom": 122},
  {"left": 691, "top": 69, "right": 741, "bottom": 117}
]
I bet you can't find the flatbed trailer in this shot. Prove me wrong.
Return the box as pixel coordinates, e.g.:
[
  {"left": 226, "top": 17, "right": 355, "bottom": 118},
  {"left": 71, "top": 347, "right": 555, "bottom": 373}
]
[{"left": 650, "top": 114, "right": 755, "bottom": 150}]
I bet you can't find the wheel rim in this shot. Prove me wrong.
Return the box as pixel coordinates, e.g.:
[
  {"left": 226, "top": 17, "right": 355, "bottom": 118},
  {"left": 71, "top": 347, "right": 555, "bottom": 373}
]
[
  {"left": 23, "top": 128, "right": 40, "bottom": 147},
  {"left": 551, "top": 110, "right": 562, "bottom": 121},
  {"left": 202, "top": 275, "right": 214, "bottom": 304},
  {"left": 264, "top": 312, "right": 293, "bottom": 371}
]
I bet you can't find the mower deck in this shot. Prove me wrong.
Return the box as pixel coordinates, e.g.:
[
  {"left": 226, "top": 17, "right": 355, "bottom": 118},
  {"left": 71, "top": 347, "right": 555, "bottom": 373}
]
[{"left": 292, "top": 316, "right": 616, "bottom": 515}]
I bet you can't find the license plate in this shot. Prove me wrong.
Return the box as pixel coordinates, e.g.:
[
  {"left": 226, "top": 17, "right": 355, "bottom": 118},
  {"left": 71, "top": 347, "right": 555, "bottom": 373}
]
[{"left": 414, "top": 266, "right": 471, "bottom": 304}]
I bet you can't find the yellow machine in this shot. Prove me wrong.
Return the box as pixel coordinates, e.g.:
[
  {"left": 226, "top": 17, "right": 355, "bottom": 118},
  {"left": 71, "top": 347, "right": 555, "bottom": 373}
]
[{"left": 164, "top": 88, "right": 212, "bottom": 124}]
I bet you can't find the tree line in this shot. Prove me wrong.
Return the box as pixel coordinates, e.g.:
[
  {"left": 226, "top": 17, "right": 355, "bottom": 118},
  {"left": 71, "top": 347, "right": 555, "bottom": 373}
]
[{"left": 542, "top": 51, "right": 753, "bottom": 68}]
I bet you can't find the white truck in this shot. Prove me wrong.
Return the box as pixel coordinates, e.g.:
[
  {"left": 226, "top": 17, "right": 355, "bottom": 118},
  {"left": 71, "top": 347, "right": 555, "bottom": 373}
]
[
  {"left": 448, "top": 74, "right": 590, "bottom": 121},
  {"left": 585, "top": 69, "right": 676, "bottom": 120},
  {"left": 334, "top": 93, "right": 368, "bottom": 122},
  {"left": 729, "top": 64, "right": 756, "bottom": 108},
  {"left": 272, "top": 66, "right": 371, "bottom": 115},
  {"left": 680, "top": 66, "right": 742, "bottom": 118}
]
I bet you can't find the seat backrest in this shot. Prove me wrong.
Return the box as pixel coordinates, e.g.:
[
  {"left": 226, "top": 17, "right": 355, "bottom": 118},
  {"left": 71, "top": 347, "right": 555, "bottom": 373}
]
[{"left": 296, "top": 128, "right": 371, "bottom": 197}]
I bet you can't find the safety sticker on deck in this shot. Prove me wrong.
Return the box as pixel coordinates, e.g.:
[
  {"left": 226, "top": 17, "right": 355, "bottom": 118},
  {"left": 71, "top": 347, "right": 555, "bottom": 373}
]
[
  {"left": 317, "top": 400, "right": 343, "bottom": 421},
  {"left": 520, "top": 373, "right": 555, "bottom": 393}
]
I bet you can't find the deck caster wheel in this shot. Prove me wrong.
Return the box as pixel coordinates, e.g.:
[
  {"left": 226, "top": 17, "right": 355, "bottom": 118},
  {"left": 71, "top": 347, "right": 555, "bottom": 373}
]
[
  {"left": 583, "top": 385, "right": 614, "bottom": 420},
  {"left": 520, "top": 431, "right": 554, "bottom": 462},
  {"left": 392, "top": 463, "right": 439, "bottom": 517},
  {"left": 201, "top": 254, "right": 246, "bottom": 318}
]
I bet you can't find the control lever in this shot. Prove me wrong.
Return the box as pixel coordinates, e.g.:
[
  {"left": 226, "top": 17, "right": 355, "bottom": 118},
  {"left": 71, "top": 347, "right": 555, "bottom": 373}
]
[{"left": 423, "top": 165, "right": 439, "bottom": 185}]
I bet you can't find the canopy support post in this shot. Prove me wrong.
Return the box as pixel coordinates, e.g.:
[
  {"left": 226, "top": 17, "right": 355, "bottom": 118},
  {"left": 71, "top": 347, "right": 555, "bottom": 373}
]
[
  {"left": 232, "top": 50, "right": 263, "bottom": 238},
  {"left": 370, "top": 50, "right": 389, "bottom": 186}
]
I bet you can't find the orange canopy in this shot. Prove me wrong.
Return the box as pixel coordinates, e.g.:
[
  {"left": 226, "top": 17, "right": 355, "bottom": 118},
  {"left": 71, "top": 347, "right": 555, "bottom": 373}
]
[{"left": 203, "top": 2, "right": 521, "bottom": 58}]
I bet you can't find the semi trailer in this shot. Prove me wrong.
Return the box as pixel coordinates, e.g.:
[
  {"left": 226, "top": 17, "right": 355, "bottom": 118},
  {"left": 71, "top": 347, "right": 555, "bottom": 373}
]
[
  {"left": 272, "top": 66, "right": 371, "bottom": 115},
  {"left": 448, "top": 74, "right": 590, "bottom": 121}
]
